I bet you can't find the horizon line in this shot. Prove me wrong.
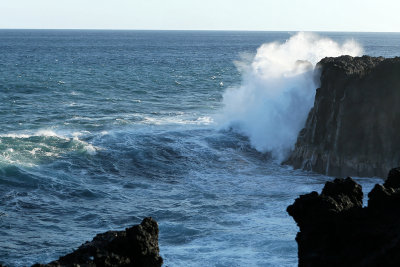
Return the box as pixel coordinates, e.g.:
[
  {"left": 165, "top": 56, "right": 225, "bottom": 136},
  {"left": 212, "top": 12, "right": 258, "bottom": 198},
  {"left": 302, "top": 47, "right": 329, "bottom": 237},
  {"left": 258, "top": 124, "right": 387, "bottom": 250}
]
[{"left": 0, "top": 28, "right": 399, "bottom": 34}]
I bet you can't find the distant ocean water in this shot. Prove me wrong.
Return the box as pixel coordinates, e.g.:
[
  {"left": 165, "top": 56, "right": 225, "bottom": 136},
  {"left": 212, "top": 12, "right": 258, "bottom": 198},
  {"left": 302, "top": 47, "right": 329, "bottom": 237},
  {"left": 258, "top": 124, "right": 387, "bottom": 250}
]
[{"left": 0, "top": 30, "right": 399, "bottom": 266}]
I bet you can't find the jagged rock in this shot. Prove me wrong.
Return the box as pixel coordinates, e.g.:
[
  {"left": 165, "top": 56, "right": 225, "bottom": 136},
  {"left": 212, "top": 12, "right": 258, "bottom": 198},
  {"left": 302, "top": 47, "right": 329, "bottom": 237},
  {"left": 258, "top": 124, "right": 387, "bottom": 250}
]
[
  {"left": 287, "top": 168, "right": 400, "bottom": 266},
  {"left": 285, "top": 56, "right": 400, "bottom": 178},
  {"left": 287, "top": 177, "right": 363, "bottom": 228},
  {"left": 383, "top": 167, "right": 400, "bottom": 188},
  {"left": 33, "top": 217, "right": 163, "bottom": 267}
]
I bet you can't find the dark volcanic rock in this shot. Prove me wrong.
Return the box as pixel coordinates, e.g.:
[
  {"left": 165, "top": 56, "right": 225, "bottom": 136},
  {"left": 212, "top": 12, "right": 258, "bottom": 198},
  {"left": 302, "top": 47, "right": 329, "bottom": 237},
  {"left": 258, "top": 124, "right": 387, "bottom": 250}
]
[
  {"left": 287, "top": 168, "right": 400, "bottom": 267},
  {"left": 33, "top": 217, "right": 163, "bottom": 267},
  {"left": 285, "top": 55, "right": 400, "bottom": 178}
]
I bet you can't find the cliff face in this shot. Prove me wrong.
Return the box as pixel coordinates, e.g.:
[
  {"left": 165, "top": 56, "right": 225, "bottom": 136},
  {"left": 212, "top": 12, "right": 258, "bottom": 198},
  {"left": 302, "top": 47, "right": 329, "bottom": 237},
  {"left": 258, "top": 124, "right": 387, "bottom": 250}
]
[
  {"left": 287, "top": 168, "right": 400, "bottom": 267},
  {"left": 286, "top": 56, "right": 400, "bottom": 178}
]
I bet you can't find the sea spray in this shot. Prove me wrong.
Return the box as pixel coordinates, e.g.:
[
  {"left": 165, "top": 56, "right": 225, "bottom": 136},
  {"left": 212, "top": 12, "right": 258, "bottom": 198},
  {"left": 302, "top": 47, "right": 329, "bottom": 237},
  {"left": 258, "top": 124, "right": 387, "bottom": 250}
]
[{"left": 218, "top": 32, "right": 363, "bottom": 161}]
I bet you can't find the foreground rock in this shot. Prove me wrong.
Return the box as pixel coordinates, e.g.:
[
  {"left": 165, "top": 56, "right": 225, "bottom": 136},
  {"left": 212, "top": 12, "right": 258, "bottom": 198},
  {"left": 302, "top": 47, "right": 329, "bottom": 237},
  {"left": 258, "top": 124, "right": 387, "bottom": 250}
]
[
  {"left": 287, "top": 167, "right": 400, "bottom": 266},
  {"left": 33, "top": 217, "right": 163, "bottom": 267},
  {"left": 285, "top": 56, "right": 400, "bottom": 178}
]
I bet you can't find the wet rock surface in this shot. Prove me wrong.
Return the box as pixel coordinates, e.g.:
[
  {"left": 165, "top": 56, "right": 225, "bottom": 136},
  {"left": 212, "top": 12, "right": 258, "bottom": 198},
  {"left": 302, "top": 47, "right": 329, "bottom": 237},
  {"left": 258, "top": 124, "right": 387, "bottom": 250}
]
[
  {"left": 287, "top": 167, "right": 400, "bottom": 266},
  {"left": 32, "top": 217, "right": 163, "bottom": 267},
  {"left": 286, "top": 56, "right": 400, "bottom": 178}
]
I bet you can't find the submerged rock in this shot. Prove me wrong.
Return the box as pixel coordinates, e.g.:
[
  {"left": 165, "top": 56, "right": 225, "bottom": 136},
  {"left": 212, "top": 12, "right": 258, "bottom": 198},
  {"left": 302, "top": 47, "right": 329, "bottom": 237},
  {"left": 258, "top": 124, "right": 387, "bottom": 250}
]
[
  {"left": 285, "top": 56, "right": 400, "bottom": 178},
  {"left": 33, "top": 217, "right": 163, "bottom": 267},
  {"left": 287, "top": 167, "right": 400, "bottom": 266}
]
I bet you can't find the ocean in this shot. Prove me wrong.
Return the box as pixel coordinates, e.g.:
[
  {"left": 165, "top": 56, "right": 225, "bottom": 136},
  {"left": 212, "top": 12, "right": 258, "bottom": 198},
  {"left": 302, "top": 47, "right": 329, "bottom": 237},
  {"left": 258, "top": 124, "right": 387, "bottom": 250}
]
[{"left": 0, "top": 30, "right": 399, "bottom": 266}]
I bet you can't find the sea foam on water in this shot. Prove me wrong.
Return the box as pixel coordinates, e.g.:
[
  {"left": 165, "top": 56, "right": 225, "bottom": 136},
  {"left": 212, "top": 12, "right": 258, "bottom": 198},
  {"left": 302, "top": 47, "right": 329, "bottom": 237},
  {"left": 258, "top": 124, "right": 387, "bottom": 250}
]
[{"left": 218, "top": 32, "right": 363, "bottom": 161}]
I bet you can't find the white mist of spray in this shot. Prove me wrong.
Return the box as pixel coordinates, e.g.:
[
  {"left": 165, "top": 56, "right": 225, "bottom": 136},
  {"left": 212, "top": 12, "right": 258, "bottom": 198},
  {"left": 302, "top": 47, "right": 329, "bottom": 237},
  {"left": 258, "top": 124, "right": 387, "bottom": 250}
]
[{"left": 218, "top": 32, "right": 363, "bottom": 161}]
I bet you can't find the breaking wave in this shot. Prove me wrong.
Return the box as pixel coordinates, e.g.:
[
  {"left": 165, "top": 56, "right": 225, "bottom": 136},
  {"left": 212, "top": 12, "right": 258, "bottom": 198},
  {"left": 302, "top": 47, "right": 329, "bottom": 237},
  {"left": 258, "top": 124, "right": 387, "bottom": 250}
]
[{"left": 218, "top": 32, "right": 363, "bottom": 161}]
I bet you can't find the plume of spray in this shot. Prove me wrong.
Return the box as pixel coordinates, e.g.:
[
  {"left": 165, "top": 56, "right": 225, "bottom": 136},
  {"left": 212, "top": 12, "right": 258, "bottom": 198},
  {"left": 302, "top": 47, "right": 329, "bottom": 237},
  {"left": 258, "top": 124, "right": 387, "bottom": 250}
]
[{"left": 218, "top": 32, "right": 363, "bottom": 162}]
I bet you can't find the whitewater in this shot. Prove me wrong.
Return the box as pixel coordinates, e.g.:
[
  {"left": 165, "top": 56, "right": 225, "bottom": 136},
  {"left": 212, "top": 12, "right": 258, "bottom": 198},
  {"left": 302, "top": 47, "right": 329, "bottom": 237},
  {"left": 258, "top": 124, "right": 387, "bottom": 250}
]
[{"left": 0, "top": 30, "right": 399, "bottom": 266}]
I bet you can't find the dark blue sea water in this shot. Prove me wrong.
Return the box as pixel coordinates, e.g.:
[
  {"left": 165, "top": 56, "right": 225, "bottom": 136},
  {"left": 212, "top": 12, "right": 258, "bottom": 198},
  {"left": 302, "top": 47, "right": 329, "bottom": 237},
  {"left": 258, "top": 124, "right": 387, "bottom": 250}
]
[{"left": 0, "top": 30, "right": 398, "bottom": 266}]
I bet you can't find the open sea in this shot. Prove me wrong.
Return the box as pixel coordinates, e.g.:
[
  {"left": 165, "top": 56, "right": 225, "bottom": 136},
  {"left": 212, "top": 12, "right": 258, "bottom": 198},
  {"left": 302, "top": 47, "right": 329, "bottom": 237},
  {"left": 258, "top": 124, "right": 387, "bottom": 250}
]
[{"left": 0, "top": 30, "right": 399, "bottom": 266}]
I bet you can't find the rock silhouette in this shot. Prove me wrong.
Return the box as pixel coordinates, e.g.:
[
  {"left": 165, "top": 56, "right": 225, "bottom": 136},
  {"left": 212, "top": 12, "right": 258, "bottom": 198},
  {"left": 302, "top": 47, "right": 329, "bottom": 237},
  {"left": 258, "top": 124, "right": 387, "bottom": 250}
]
[
  {"left": 288, "top": 167, "right": 400, "bottom": 266},
  {"left": 33, "top": 217, "right": 163, "bottom": 267}
]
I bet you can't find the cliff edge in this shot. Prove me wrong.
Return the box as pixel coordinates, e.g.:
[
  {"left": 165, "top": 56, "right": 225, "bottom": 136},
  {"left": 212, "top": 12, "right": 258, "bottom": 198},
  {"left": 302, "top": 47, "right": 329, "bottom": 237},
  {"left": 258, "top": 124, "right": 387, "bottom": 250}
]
[
  {"left": 287, "top": 167, "right": 400, "bottom": 266},
  {"left": 285, "top": 55, "right": 400, "bottom": 178}
]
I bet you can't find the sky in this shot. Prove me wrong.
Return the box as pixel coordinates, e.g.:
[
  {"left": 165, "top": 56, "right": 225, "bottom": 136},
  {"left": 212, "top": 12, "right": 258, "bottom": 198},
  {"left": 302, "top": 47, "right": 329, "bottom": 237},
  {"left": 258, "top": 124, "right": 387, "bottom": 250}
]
[{"left": 0, "top": 0, "right": 399, "bottom": 32}]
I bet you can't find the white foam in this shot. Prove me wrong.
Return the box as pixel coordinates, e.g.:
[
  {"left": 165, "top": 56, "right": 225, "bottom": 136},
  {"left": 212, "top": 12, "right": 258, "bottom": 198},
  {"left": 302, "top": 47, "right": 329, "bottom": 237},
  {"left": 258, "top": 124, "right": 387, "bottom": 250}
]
[
  {"left": 1, "top": 133, "right": 31, "bottom": 138},
  {"left": 29, "top": 148, "right": 41, "bottom": 155},
  {"left": 84, "top": 144, "right": 97, "bottom": 156},
  {"left": 195, "top": 116, "right": 214, "bottom": 125},
  {"left": 143, "top": 116, "right": 214, "bottom": 126},
  {"left": 73, "top": 137, "right": 99, "bottom": 155},
  {"left": 218, "top": 32, "right": 363, "bottom": 162},
  {"left": 0, "top": 149, "right": 37, "bottom": 167},
  {"left": 0, "top": 129, "right": 99, "bottom": 162},
  {"left": 0, "top": 129, "right": 64, "bottom": 139},
  {"left": 35, "top": 129, "right": 60, "bottom": 137}
]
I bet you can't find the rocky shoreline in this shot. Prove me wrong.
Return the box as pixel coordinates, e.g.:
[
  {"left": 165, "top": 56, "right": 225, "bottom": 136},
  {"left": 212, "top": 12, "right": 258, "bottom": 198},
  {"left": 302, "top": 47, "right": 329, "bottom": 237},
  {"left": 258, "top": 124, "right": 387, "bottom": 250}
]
[
  {"left": 288, "top": 167, "right": 400, "bottom": 266},
  {"left": 32, "top": 217, "right": 162, "bottom": 267},
  {"left": 28, "top": 167, "right": 400, "bottom": 267},
  {"left": 285, "top": 56, "right": 400, "bottom": 178}
]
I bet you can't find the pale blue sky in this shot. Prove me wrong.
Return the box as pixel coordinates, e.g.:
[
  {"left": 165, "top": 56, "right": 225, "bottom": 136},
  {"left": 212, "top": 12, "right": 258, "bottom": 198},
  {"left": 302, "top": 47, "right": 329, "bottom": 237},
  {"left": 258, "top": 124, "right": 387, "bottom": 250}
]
[{"left": 0, "top": 0, "right": 398, "bottom": 31}]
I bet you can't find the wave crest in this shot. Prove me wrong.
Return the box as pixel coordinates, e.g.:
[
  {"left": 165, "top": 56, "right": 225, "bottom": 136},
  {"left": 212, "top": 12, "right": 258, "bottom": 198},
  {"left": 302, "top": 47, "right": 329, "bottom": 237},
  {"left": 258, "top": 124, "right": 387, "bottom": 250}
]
[{"left": 218, "top": 32, "right": 363, "bottom": 161}]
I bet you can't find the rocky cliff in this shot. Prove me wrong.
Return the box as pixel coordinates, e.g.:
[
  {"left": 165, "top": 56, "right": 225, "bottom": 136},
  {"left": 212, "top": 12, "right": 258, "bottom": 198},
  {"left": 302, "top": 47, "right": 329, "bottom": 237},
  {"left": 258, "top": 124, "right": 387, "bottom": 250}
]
[
  {"left": 285, "top": 56, "right": 400, "bottom": 178},
  {"left": 33, "top": 217, "right": 163, "bottom": 267},
  {"left": 287, "top": 167, "right": 400, "bottom": 266}
]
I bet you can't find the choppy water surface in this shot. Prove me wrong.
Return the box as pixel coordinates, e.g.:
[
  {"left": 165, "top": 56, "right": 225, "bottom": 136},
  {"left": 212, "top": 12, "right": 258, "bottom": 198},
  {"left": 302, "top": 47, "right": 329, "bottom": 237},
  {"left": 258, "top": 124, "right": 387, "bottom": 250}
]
[{"left": 0, "top": 30, "right": 398, "bottom": 266}]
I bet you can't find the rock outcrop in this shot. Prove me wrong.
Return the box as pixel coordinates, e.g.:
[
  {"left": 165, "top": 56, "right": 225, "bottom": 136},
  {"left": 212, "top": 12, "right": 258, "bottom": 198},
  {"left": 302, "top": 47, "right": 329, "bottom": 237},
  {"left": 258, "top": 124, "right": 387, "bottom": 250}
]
[
  {"left": 285, "top": 56, "right": 400, "bottom": 178},
  {"left": 33, "top": 217, "right": 163, "bottom": 267},
  {"left": 287, "top": 167, "right": 400, "bottom": 266}
]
